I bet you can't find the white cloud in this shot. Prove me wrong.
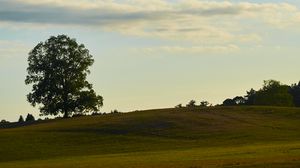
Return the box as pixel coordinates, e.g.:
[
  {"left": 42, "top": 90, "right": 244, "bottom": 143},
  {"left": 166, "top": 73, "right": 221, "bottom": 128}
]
[
  {"left": 0, "top": 0, "right": 300, "bottom": 53},
  {"left": 132, "top": 44, "right": 239, "bottom": 55}
]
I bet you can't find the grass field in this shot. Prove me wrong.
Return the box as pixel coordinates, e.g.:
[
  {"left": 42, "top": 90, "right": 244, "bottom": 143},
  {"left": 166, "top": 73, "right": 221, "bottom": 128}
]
[{"left": 0, "top": 106, "right": 299, "bottom": 167}]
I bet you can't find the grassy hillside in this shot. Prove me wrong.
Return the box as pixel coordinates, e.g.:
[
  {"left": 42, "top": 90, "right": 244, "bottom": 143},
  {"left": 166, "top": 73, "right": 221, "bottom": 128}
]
[{"left": 0, "top": 106, "right": 300, "bottom": 167}]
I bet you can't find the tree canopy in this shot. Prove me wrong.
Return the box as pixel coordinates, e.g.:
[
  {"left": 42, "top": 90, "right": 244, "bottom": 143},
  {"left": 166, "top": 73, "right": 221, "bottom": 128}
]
[
  {"left": 200, "top": 101, "right": 210, "bottom": 107},
  {"left": 290, "top": 82, "right": 300, "bottom": 107},
  {"left": 25, "top": 35, "right": 103, "bottom": 117},
  {"left": 25, "top": 114, "right": 35, "bottom": 122},
  {"left": 18, "top": 115, "right": 24, "bottom": 123},
  {"left": 186, "top": 100, "right": 196, "bottom": 107},
  {"left": 222, "top": 80, "right": 296, "bottom": 107},
  {"left": 223, "top": 98, "right": 237, "bottom": 106},
  {"left": 254, "top": 80, "right": 294, "bottom": 107}
]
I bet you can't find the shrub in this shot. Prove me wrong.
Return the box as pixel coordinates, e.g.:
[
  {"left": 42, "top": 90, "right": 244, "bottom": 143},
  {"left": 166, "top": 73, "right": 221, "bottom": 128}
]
[
  {"left": 25, "top": 114, "right": 35, "bottom": 122},
  {"left": 18, "top": 115, "right": 24, "bottom": 123},
  {"left": 186, "top": 100, "right": 196, "bottom": 107},
  {"left": 175, "top": 104, "right": 183, "bottom": 108}
]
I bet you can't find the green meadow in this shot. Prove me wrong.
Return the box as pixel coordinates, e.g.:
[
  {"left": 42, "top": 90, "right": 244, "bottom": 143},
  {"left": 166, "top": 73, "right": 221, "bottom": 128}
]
[{"left": 0, "top": 106, "right": 300, "bottom": 167}]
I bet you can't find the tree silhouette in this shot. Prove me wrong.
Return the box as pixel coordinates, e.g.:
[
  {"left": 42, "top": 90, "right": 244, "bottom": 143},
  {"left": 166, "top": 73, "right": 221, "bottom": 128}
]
[
  {"left": 25, "top": 35, "right": 103, "bottom": 117},
  {"left": 222, "top": 98, "right": 236, "bottom": 106},
  {"left": 175, "top": 104, "right": 183, "bottom": 108},
  {"left": 200, "top": 101, "right": 210, "bottom": 107},
  {"left": 290, "top": 81, "right": 300, "bottom": 107},
  {"left": 25, "top": 114, "right": 35, "bottom": 122},
  {"left": 0, "top": 120, "right": 9, "bottom": 124},
  {"left": 187, "top": 100, "right": 196, "bottom": 107},
  {"left": 245, "top": 88, "right": 256, "bottom": 105},
  {"left": 254, "top": 80, "right": 294, "bottom": 107},
  {"left": 18, "top": 115, "right": 24, "bottom": 123},
  {"left": 233, "top": 96, "right": 246, "bottom": 105}
]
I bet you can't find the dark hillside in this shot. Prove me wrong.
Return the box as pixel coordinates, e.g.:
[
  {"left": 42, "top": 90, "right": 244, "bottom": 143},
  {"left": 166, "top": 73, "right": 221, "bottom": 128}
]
[{"left": 0, "top": 106, "right": 299, "bottom": 165}]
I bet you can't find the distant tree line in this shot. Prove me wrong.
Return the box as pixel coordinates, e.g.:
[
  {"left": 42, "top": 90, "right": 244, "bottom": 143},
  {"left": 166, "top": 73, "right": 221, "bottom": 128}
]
[
  {"left": 176, "top": 100, "right": 212, "bottom": 108},
  {"left": 0, "top": 109, "right": 122, "bottom": 127},
  {"left": 0, "top": 120, "right": 9, "bottom": 124},
  {"left": 0, "top": 113, "right": 36, "bottom": 128},
  {"left": 222, "top": 80, "right": 300, "bottom": 107}
]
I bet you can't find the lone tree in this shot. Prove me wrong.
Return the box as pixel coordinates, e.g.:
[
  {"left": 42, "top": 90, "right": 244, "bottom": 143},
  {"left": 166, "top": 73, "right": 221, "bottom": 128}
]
[{"left": 25, "top": 35, "right": 103, "bottom": 118}]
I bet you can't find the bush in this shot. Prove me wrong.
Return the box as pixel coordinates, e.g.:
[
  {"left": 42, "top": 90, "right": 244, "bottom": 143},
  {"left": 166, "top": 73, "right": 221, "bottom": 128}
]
[
  {"left": 18, "top": 115, "right": 24, "bottom": 123},
  {"left": 175, "top": 104, "right": 183, "bottom": 108},
  {"left": 254, "top": 80, "right": 294, "bottom": 107},
  {"left": 290, "top": 81, "right": 300, "bottom": 107},
  {"left": 186, "top": 100, "right": 196, "bottom": 107},
  {"left": 111, "top": 109, "right": 120, "bottom": 114},
  {"left": 0, "top": 120, "right": 9, "bottom": 124},
  {"left": 222, "top": 99, "right": 236, "bottom": 106},
  {"left": 25, "top": 114, "right": 35, "bottom": 122},
  {"left": 92, "top": 112, "right": 102, "bottom": 116},
  {"left": 200, "top": 101, "right": 210, "bottom": 107}
]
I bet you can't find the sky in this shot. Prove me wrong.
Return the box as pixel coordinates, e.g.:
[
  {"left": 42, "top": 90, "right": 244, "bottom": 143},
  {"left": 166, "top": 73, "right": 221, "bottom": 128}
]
[{"left": 0, "top": 0, "right": 300, "bottom": 121}]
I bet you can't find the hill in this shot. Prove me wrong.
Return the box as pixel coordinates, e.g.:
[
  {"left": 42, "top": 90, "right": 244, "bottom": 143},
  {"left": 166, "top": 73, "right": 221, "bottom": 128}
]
[{"left": 0, "top": 106, "right": 300, "bottom": 167}]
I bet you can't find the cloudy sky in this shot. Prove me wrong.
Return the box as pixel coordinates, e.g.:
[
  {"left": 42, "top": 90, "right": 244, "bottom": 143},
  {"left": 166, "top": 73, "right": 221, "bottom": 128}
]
[{"left": 0, "top": 0, "right": 300, "bottom": 121}]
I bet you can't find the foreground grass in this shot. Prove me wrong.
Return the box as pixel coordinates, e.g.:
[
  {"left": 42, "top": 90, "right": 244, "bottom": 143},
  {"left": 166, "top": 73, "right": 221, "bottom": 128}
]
[
  {"left": 1, "top": 142, "right": 299, "bottom": 168},
  {"left": 0, "top": 106, "right": 299, "bottom": 167}
]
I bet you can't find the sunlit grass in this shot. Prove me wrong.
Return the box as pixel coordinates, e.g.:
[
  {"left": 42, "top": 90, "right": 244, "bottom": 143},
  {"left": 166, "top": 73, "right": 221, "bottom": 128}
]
[{"left": 0, "top": 106, "right": 299, "bottom": 167}]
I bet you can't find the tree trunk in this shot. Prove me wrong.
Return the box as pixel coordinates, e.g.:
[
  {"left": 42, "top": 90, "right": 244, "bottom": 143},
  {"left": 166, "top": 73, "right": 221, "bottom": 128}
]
[{"left": 63, "top": 110, "right": 69, "bottom": 118}]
